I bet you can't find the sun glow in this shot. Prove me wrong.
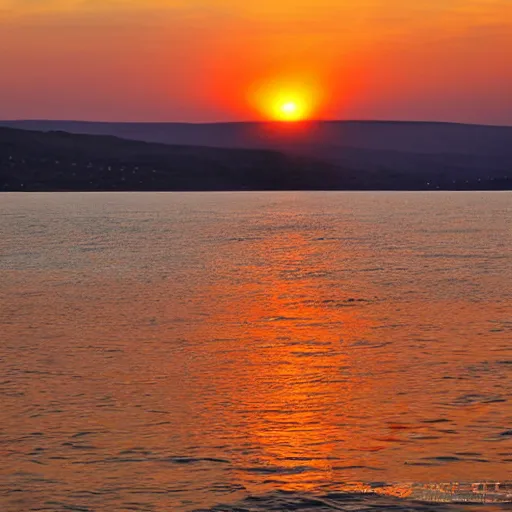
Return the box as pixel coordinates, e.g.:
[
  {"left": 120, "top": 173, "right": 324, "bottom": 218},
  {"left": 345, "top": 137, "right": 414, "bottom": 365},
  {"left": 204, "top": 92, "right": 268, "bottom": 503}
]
[
  {"left": 277, "top": 100, "right": 302, "bottom": 121},
  {"left": 250, "top": 77, "right": 322, "bottom": 122},
  {"left": 272, "top": 95, "right": 309, "bottom": 122}
]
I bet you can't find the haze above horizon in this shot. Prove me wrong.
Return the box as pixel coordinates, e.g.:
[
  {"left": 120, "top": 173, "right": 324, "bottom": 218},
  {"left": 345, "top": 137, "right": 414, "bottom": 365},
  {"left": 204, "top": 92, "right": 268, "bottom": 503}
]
[
  {"left": 3, "top": 119, "right": 512, "bottom": 129},
  {"left": 1, "top": 1, "right": 512, "bottom": 125}
]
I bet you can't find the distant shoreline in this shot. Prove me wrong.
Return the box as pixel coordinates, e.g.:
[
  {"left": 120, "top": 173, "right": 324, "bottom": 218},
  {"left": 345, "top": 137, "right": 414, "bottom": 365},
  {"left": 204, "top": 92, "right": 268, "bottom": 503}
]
[
  {"left": 3, "top": 119, "right": 512, "bottom": 129},
  {"left": 3, "top": 189, "right": 512, "bottom": 193},
  {"left": 1, "top": 124, "right": 510, "bottom": 192}
]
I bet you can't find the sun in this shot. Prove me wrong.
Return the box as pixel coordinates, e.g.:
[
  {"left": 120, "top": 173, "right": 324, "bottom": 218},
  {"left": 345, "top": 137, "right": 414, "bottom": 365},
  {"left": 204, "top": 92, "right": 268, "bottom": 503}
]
[
  {"left": 278, "top": 101, "right": 301, "bottom": 121},
  {"left": 273, "top": 98, "right": 307, "bottom": 122},
  {"left": 250, "top": 78, "right": 321, "bottom": 122}
]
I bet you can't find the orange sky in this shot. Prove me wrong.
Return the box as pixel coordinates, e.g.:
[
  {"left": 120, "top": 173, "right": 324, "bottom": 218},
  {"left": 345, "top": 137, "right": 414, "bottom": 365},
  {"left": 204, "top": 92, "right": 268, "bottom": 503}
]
[{"left": 1, "top": 0, "right": 512, "bottom": 124}]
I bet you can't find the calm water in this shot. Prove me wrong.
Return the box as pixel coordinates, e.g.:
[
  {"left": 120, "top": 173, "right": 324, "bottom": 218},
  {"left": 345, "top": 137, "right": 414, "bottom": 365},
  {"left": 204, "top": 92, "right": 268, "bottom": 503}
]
[{"left": 0, "top": 192, "right": 511, "bottom": 512}]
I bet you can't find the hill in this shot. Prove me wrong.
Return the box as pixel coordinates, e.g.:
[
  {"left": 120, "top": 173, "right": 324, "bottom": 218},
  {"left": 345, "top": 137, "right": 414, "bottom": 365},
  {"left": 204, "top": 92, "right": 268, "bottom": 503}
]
[
  {"left": 2, "top": 119, "right": 512, "bottom": 156},
  {"left": 0, "top": 127, "right": 342, "bottom": 191},
  {"left": 0, "top": 126, "right": 510, "bottom": 191}
]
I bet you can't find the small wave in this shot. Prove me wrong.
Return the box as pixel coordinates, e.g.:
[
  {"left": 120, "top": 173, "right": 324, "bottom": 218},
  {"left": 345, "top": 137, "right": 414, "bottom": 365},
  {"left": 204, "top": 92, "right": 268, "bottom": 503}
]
[
  {"left": 196, "top": 482, "right": 512, "bottom": 511},
  {"left": 165, "top": 456, "right": 230, "bottom": 465},
  {"left": 241, "top": 465, "right": 317, "bottom": 475}
]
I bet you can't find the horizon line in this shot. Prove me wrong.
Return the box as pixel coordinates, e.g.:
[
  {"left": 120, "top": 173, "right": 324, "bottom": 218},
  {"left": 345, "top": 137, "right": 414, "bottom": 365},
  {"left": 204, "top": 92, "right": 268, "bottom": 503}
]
[{"left": 2, "top": 118, "right": 512, "bottom": 129}]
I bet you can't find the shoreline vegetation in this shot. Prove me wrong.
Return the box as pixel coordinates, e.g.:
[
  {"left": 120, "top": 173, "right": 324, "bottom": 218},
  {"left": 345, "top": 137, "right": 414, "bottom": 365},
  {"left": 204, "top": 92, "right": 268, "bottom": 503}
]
[{"left": 1, "top": 122, "right": 510, "bottom": 191}]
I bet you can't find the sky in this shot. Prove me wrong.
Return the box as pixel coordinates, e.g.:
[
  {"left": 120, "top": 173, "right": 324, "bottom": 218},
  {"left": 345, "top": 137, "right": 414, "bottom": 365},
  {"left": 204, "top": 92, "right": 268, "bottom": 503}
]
[{"left": 1, "top": 0, "right": 512, "bottom": 124}]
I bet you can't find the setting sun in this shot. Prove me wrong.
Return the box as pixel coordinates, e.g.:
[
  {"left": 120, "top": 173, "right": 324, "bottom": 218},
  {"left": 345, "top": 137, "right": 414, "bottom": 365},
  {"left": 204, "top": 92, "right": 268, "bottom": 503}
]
[
  {"left": 276, "top": 100, "right": 304, "bottom": 122},
  {"left": 282, "top": 102, "right": 297, "bottom": 115},
  {"left": 249, "top": 77, "right": 323, "bottom": 122}
]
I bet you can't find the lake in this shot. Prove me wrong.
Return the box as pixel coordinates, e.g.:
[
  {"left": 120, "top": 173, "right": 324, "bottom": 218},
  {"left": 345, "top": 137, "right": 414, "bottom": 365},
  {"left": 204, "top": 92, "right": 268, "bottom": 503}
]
[{"left": 0, "top": 192, "right": 511, "bottom": 511}]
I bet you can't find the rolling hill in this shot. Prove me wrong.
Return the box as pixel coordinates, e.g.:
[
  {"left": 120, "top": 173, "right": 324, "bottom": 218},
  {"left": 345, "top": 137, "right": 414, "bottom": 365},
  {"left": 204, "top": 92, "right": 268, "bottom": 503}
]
[{"left": 0, "top": 122, "right": 510, "bottom": 191}]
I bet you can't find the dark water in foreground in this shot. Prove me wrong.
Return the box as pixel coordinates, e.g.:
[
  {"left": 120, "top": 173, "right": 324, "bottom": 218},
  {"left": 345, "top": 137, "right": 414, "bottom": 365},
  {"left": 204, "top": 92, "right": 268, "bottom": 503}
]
[{"left": 0, "top": 192, "right": 511, "bottom": 511}]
